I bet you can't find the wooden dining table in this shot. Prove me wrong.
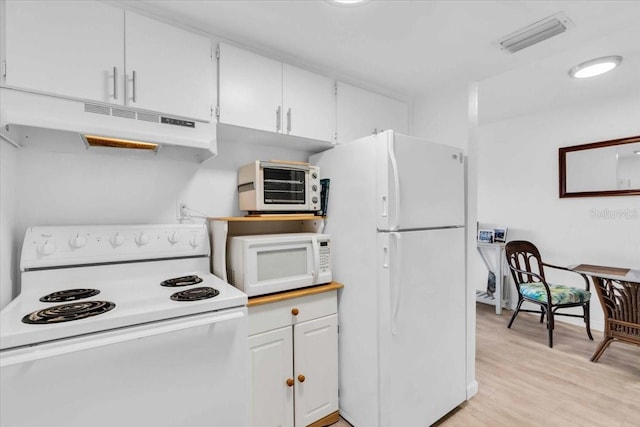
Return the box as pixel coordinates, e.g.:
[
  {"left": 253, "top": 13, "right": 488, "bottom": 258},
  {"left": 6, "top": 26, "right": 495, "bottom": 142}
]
[{"left": 570, "top": 264, "right": 640, "bottom": 362}]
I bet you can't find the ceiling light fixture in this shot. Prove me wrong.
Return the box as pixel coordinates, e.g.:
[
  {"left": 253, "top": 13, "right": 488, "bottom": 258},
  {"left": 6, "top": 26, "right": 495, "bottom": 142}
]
[
  {"left": 634, "top": 150, "right": 640, "bottom": 156},
  {"left": 568, "top": 56, "right": 623, "bottom": 79},
  {"left": 498, "top": 12, "right": 573, "bottom": 54},
  {"left": 328, "top": 0, "right": 369, "bottom": 7}
]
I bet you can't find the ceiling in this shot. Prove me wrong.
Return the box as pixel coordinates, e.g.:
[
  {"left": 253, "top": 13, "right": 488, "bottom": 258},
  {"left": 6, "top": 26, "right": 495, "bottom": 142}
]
[{"left": 132, "top": 0, "right": 640, "bottom": 123}]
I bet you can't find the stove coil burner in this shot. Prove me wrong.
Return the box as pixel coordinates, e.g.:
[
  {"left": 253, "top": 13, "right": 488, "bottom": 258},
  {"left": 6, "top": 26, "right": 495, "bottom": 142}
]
[
  {"left": 170, "top": 287, "right": 219, "bottom": 302},
  {"left": 39, "top": 288, "right": 101, "bottom": 303},
  {"left": 160, "top": 275, "right": 203, "bottom": 287},
  {"left": 22, "top": 301, "right": 116, "bottom": 324}
]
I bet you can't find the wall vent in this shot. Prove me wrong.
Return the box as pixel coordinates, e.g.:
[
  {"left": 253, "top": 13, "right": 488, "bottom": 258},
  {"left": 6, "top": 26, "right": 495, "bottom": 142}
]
[
  {"left": 111, "top": 108, "right": 136, "bottom": 119},
  {"left": 84, "top": 103, "right": 110, "bottom": 116},
  {"left": 498, "top": 12, "right": 573, "bottom": 54},
  {"left": 137, "top": 112, "right": 160, "bottom": 123}
]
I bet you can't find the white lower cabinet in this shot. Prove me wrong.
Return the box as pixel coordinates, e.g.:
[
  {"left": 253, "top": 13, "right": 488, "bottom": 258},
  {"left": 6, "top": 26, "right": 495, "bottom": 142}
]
[{"left": 248, "top": 290, "right": 339, "bottom": 427}]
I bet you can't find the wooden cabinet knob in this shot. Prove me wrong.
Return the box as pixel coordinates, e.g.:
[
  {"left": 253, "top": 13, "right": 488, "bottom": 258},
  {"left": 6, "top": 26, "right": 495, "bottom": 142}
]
[
  {"left": 297, "top": 374, "right": 306, "bottom": 383},
  {"left": 286, "top": 378, "right": 294, "bottom": 387},
  {"left": 291, "top": 308, "right": 299, "bottom": 316}
]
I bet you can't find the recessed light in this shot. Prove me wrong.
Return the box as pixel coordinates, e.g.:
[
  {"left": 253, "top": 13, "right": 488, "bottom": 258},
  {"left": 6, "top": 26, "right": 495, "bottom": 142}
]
[
  {"left": 327, "top": 0, "right": 369, "bottom": 7},
  {"left": 569, "top": 56, "right": 622, "bottom": 79}
]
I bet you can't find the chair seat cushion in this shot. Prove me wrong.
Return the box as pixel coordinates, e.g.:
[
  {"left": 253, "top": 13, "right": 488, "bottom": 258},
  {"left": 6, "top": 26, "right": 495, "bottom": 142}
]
[{"left": 520, "top": 283, "right": 591, "bottom": 305}]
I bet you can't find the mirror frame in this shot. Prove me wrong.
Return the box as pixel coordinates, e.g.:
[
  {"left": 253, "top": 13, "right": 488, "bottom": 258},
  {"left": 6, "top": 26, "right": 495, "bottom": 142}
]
[{"left": 559, "top": 135, "right": 640, "bottom": 198}]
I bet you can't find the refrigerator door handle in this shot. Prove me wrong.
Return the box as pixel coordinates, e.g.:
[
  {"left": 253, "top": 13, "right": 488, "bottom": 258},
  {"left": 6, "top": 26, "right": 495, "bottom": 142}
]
[
  {"left": 390, "top": 232, "right": 401, "bottom": 335},
  {"left": 388, "top": 137, "right": 400, "bottom": 230},
  {"left": 381, "top": 196, "right": 388, "bottom": 217}
]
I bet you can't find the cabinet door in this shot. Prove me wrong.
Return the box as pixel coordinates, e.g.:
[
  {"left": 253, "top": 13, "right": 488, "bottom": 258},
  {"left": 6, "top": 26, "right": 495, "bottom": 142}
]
[
  {"left": 293, "top": 314, "right": 339, "bottom": 427},
  {"left": 4, "top": 0, "right": 124, "bottom": 104},
  {"left": 249, "top": 327, "right": 294, "bottom": 427},
  {"left": 125, "top": 11, "right": 214, "bottom": 122},
  {"left": 218, "top": 43, "right": 283, "bottom": 133},
  {"left": 336, "top": 82, "right": 409, "bottom": 144},
  {"left": 282, "top": 64, "right": 335, "bottom": 142}
]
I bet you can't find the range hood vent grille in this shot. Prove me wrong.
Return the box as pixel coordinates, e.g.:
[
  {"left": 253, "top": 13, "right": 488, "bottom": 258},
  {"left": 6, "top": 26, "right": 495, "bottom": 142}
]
[
  {"left": 84, "top": 103, "right": 110, "bottom": 115},
  {"left": 112, "top": 108, "right": 136, "bottom": 120},
  {"left": 498, "top": 12, "right": 573, "bottom": 54}
]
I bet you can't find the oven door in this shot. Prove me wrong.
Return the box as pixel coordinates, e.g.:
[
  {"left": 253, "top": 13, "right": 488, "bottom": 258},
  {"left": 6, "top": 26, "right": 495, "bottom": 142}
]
[{"left": 0, "top": 307, "right": 248, "bottom": 427}]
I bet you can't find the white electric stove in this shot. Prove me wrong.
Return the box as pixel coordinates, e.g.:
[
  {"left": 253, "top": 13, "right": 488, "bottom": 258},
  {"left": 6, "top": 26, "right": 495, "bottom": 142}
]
[{"left": 0, "top": 224, "right": 249, "bottom": 427}]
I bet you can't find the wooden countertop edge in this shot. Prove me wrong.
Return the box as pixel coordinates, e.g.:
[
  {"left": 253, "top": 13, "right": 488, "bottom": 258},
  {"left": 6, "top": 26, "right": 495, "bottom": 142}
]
[
  {"left": 247, "top": 282, "right": 344, "bottom": 307},
  {"left": 209, "top": 215, "right": 325, "bottom": 222}
]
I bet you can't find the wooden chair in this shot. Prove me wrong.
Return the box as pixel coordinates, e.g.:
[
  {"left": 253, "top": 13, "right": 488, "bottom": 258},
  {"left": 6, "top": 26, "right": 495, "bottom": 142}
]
[{"left": 504, "top": 241, "right": 593, "bottom": 348}]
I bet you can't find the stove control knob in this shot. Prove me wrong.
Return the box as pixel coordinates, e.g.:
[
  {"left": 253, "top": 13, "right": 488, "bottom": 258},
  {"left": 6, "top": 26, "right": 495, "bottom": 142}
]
[
  {"left": 69, "top": 233, "right": 87, "bottom": 249},
  {"left": 135, "top": 233, "right": 150, "bottom": 246},
  {"left": 168, "top": 232, "right": 181, "bottom": 245},
  {"left": 110, "top": 233, "right": 125, "bottom": 247},
  {"left": 37, "top": 240, "right": 56, "bottom": 256},
  {"left": 189, "top": 234, "right": 203, "bottom": 248}
]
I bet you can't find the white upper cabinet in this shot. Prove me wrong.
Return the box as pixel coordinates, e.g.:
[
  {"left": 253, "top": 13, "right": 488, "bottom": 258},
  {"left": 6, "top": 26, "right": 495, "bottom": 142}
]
[
  {"left": 2, "top": 1, "right": 214, "bottom": 122},
  {"left": 125, "top": 11, "right": 214, "bottom": 122},
  {"left": 218, "top": 43, "right": 335, "bottom": 142},
  {"left": 218, "top": 43, "right": 283, "bottom": 133},
  {"left": 282, "top": 64, "right": 335, "bottom": 142},
  {"left": 336, "top": 81, "right": 409, "bottom": 144},
  {"left": 4, "top": 1, "right": 124, "bottom": 104}
]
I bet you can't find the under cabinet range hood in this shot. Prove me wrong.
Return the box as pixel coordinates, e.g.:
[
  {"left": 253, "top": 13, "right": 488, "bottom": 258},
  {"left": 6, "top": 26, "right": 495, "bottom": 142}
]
[{"left": 0, "top": 88, "right": 217, "bottom": 162}]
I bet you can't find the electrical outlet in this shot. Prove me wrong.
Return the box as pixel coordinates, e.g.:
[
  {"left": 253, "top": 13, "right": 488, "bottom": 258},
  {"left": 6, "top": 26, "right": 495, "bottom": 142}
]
[{"left": 176, "top": 202, "right": 189, "bottom": 220}]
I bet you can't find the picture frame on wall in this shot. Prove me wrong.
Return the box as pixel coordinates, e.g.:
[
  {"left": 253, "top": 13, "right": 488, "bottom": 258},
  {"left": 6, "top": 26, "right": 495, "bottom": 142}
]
[
  {"left": 493, "top": 227, "right": 508, "bottom": 243},
  {"left": 477, "top": 229, "right": 494, "bottom": 243}
]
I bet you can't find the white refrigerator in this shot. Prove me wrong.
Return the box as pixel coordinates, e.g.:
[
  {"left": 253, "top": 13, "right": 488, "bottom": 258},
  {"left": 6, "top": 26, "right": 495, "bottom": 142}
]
[{"left": 310, "top": 130, "right": 467, "bottom": 427}]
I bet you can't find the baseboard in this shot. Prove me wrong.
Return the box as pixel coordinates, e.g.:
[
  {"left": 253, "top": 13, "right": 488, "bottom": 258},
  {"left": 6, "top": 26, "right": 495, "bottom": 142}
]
[{"left": 467, "top": 380, "right": 479, "bottom": 399}]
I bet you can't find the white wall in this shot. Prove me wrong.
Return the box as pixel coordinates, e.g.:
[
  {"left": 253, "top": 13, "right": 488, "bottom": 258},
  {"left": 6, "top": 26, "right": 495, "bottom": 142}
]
[
  {"left": 412, "top": 83, "right": 469, "bottom": 150},
  {"left": 0, "top": 140, "right": 18, "bottom": 310},
  {"left": 475, "top": 91, "right": 640, "bottom": 331},
  {"left": 0, "top": 129, "right": 308, "bottom": 309}
]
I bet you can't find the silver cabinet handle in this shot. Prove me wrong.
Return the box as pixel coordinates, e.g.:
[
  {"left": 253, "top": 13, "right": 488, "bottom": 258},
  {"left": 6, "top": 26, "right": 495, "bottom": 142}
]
[
  {"left": 113, "top": 66, "right": 118, "bottom": 100},
  {"left": 276, "top": 106, "right": 281, "bottom": 132},
  {"left": 286, "top": 108, "right": 292, "bottom": 134},
  {"left": 132, "top": 70, "right": 137, "bottom": 103}
]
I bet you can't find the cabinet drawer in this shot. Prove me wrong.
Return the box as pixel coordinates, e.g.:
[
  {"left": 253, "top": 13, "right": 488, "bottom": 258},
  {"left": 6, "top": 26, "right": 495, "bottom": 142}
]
[{"left": 249, "top": 290, "right": 337, "bottom": 336}]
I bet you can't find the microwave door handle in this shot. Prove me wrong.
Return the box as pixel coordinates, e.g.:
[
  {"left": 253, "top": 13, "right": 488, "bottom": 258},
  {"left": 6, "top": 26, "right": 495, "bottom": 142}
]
[{"left": 311, "top": 237, "right": 320, "bottom": 284}]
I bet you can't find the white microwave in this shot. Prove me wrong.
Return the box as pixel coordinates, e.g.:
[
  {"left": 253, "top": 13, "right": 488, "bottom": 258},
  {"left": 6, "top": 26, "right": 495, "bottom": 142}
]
[
  {"left": 237, "top": 161, "right": 321, "bottom": 213},
  {"left": 228, "top": 233, "right": 331, "bottom": 297}
]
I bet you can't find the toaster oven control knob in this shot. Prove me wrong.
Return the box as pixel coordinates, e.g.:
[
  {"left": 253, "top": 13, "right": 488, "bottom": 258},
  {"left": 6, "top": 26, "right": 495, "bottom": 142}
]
[
  {"left": 312, "top": 196, "right": 319, "bottom": 203},
  {"left": 189, "top": 234, "right": 202, "bottom": 248},
  {"left": 110, "top": 233, "right": 125, "bottom": 247},
  {"left": 135, "top": 233, "right": 150, "bottom": 246},
  {"left": 168, "top": 232, "right": 181, "bottom": 245},
  {"left": 312, "top": 184, "right": 318, "bottom": 192},
  {"left": 37, "top": 240, "right": 56, "bottom": 256},
  {"left": 311, "top": 171, "right": 318, "bottom": 180},
  {"left": 69, "top": 234, "right": 87, "bottom": 249}
]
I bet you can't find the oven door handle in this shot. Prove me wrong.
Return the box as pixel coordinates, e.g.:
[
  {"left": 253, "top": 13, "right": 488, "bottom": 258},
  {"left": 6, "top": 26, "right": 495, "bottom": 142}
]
[{"left": 0, "top": 309, "right": 245, "bottom": 367}]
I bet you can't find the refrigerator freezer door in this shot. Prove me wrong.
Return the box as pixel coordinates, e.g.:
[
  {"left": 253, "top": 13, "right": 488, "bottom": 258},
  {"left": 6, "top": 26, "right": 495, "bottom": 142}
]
[
  {"left": 376, "top": 131, "right": 465, "bottom": 231},
  {"left": 378, "top": 227, "right": 466, "bottom": 427}
]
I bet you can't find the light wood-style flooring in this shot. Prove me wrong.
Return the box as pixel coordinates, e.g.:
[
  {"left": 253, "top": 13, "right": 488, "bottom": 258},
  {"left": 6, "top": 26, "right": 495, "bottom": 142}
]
[{"left": 335, "top": 303, "right": 640, "bottom": 427}]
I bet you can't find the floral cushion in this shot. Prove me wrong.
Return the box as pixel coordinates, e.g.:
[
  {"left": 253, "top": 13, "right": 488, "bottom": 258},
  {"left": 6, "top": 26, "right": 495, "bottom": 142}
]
[{"left": 519, "top": 283, "right": 590, "bottom": 305}]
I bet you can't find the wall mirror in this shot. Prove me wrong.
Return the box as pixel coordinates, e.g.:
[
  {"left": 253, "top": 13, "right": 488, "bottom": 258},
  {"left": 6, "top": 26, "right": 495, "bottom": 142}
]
[{"left": 559, "top": 136, "right": 640, "bottom": 198}]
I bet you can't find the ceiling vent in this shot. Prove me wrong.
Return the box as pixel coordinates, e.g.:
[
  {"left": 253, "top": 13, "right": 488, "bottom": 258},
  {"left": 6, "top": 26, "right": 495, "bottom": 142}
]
[{"left": 498, "top": 12, "right": 573, "bottom": 54}]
